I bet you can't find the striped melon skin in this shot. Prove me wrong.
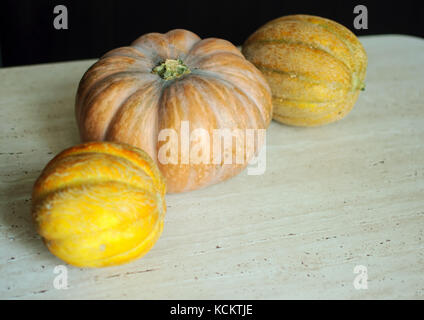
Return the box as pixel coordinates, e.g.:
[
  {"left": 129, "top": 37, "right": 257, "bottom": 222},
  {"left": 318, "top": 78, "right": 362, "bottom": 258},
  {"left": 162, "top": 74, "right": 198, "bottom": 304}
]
[
  {"left": 242, "top": 14, "right": 367, "bottom": 127},
  {"left": 32, "top": 141, "right": 166, "bottom": 268}
]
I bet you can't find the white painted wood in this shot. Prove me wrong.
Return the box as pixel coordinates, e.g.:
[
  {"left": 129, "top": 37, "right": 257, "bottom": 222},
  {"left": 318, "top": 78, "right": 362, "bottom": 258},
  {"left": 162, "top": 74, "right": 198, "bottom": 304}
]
[{"left": 0, "top": 35, "right": 423, "bottom": 299}]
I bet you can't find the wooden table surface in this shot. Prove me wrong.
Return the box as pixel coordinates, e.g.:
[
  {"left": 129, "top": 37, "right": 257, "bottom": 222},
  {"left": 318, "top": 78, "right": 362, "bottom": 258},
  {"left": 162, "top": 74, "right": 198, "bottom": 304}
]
[{"left": 0, "top": 35, "right": 423, "bottom": 300}]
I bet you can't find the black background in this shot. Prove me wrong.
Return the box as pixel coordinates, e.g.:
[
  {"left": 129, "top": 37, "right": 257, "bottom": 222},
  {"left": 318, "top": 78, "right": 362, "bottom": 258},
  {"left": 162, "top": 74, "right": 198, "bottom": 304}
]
[{"left": 0, "top": 0, "right": 423, "bottom": 67}]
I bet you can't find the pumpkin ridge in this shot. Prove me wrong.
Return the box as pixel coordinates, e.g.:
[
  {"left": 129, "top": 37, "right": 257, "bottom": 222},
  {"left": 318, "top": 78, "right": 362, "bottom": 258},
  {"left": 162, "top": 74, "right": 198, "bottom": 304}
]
[
  {"left": 155, "top": 81, "right": 193, "bottom": 192},
  {"left": 184, "top": 38, "right": 243, "bottom": 65},
  {"left": 103, "top": 78, "right": 161, "bottom": 140},
  {"left": 77, "top": 57, "right": 152, "bottom": 110},
  {"left": 130, "top": 32, "right": 171, "bottom": 60},
  {"left": 154, "top": 75, "right": 171, "bottom": 136},
  {"left": 78, "top": 71, "right": 148, "bottom": 124},
  {"left": 190, "top": 75, "right": 228, "bottom": 125},
  {"left": 82, "top": 70, "right": 151, "bottom": 101},
  {"left": 192, "top": 51, "right": 253, "bottom": 67},
  {"left": 178, "top": 75, "right": 263, "bottom": 187},
  {"left": 102, "top": 46, "right": 154, "bottom": 64},
  {"left": 129, "top": 44, "right": 159, "bottom": 61},
  {"left": 193, "top": 59, "right": 271, "bottom": 111},
  {"left": 192, "top": 73, "right": 259, "bottom": 129},
  {"left": 104, "top": 83, "right": 162, "bottom": 165},
  {"left": 186, "top": 50, "right": 243, "bottom": 68},
  {"left": 164, "top": 29, "right": 202, "bottom": 59},
  {"left": 172, "top": 76, "right": 226, "bottom": 188},
  {"left": 193, "top": 69, "right": 268, "bottom": 127}
]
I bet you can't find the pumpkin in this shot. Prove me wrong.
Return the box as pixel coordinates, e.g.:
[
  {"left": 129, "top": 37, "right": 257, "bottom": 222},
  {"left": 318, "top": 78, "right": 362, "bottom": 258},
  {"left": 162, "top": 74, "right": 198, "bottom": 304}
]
[
  {"left": 75, "top": 29, "right": 273, "bottom": 193},
  {"left": 31, "top": 141, "right": 166, "bottom": 268},
  {"left": 242, "top": 14, "right": 367, "bottom": 127}
]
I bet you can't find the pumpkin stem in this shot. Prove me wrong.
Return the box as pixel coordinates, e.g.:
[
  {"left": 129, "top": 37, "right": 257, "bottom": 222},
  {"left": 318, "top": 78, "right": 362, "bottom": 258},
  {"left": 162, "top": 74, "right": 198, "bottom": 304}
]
[{"left": 152, "top": 59, "right": 191, "bottom": 80}]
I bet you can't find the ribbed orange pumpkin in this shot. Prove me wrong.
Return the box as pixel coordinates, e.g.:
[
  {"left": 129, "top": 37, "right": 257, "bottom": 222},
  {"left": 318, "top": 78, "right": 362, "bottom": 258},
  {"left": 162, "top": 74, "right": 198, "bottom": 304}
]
[
  {"left": 32, "top": 141, "right": 166, "bottom": 268},
  {"left": 242, "top": 14, "right": 367, "bottom": 127},
  {"left": 76, "top": 29, "right": 273, "bottom": 193}
]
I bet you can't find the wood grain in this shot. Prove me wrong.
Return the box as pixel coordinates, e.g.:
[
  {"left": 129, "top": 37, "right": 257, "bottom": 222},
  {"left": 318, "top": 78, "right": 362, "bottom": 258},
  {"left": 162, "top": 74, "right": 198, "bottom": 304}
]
[{"left": 0, "top": 35, "right": 423, "bottom": 299}]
